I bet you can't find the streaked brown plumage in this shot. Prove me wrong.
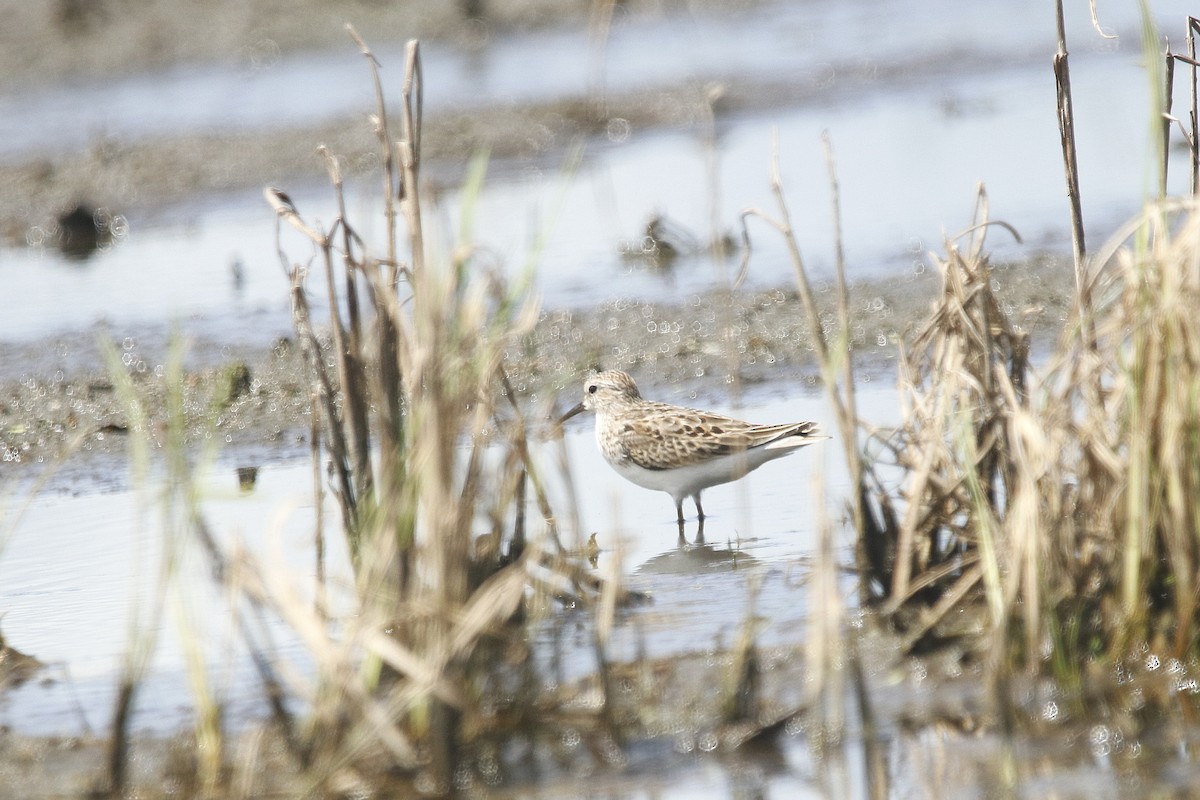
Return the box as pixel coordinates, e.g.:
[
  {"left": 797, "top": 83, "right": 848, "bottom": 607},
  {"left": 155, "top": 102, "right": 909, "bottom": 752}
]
[{"left": 562, "top": 370, "right": 826, "bottom": 523}]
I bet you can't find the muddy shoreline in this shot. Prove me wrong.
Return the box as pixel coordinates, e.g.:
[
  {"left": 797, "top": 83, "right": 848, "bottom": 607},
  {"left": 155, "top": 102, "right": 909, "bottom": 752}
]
[
  {"left": 1, "top": 0, "right": 771, "bottom": 92},
  {"left": 0, "top": 0, "right": 790, "bottom": 242},
  {"left": 4, "top": 3, "right": 1194, "bottom": 797},
  {"left": 0, "top": 53, "right": 892, "bottom": 247},
  {"left": 0, "top": 0, "right": 1080, "bottom": 489},
  {"left": 0, "top": 253, "right": 1075, "bottom": 493}
]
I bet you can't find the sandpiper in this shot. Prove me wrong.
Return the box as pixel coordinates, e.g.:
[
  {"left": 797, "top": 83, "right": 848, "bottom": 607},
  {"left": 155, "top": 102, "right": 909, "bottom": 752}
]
[{"left": 561, "top": 370, "right": 826, "bottom": 524}]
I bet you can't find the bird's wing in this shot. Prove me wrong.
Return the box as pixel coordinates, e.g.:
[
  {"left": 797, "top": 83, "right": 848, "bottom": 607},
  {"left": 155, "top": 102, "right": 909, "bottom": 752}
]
[
  {"left": 617, "top": 405, "right": 820, "bottom": 470},
  {"left": 753, "top": 420, "right": 824, "bottom": 450}
]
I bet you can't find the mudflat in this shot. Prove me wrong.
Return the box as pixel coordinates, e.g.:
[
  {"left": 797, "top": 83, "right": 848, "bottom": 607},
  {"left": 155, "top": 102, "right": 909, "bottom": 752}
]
[{"left": 0, "top": 0, "right": 777, "bottom": 240}]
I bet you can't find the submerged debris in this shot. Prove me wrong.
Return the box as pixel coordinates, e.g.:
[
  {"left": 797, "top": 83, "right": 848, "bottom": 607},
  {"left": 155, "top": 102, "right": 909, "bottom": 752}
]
[
  {"left": 236, "top": 465, "right": 259, "bottom": 492},
  {"left": 618, "top": 213, "right": 701, "bottom": 269},
  {"left": 54, "top": 203, "right": 111, "bottom": 259},
  {"left": 0, "top": 627, "right": 45, "bottom": 690}
]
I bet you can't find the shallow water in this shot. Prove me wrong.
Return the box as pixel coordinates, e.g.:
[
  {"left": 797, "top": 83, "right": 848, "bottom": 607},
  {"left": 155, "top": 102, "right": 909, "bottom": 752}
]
[
  {"left": 0, "top": 459, "right": 353, "bottom": 735},
  {"left": 1, "top": 350, "right": 1198, "bottom": 793},
  {"left": 0, "top": 0, "right": 1153, "bottom": 158},
  {"left": 0, "top": 382, "right": 888, "bottom": 739},
  {"left": 0, "top": 383, "right": 905, "bottom": 797},
  {"left": 3, "top": 1, "right": 1200, "bottom": 793},
  {"left": 0, "top": 0, "right": 1194, "bottom": 344}
]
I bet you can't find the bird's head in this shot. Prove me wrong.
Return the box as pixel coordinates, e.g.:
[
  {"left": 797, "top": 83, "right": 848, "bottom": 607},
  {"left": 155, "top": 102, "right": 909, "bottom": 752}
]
[{"left": 560, "top": 369, "right": 642, "bottom": 422}]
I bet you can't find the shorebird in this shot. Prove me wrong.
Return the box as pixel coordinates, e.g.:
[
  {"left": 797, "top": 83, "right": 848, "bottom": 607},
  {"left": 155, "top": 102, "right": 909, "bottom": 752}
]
[{"left": 561, "top": 370, "right": 826, "bottom": 524}]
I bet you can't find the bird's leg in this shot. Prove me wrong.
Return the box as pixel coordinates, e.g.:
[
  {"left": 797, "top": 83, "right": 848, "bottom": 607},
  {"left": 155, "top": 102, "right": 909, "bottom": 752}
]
[
  {"left": 693, "top": 494, "right": 706, "bottom": 521},
  {"left": 675, "top": 497, "right": 686, "bottom": 525},
  {"left": 695, "top": 515, "right": 706, "bottom": 545}
]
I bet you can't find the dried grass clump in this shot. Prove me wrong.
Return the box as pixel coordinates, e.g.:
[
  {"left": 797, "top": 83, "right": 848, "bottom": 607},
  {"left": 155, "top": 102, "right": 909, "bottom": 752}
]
[
  {"left": 1043, "top": 198, "right": 1200, "bottom": 664},
  {"left": 840, "top": 8, "right": 1200, "bottom": 697},
  {"left": 866, "top": 192, "right": 1033, "bottom": 650},
  {"left": 860, "top": 195, "right": 1200, "bottom": 684},
  {"left": 256, "top": 31, "right": 608, "bottom": 794},
  {"left": 722, "top": 8, "right": 1200, "bottom": 788}
]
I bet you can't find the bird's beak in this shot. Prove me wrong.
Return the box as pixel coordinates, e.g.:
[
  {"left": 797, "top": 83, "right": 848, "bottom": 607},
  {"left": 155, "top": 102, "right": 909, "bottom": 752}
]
[{"left": 560, "top": 402, "right": 586, "bottom": 423}]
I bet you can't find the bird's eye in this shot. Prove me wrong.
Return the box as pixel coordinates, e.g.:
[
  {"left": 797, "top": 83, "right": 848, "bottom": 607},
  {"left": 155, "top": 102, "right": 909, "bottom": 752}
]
[{"left": 588, "top": 384, "right": 598, "bottom": 394}]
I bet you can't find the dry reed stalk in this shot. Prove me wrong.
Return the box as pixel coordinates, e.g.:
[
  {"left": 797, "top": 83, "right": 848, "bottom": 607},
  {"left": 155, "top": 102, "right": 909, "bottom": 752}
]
[
  {"left": 819, "top": 132, "right": 880, "bottom": 601},
  {"left": 1165, "top": 19, "right": 1200, "bottom": 198},
  {"left": 1053, "top": 0, "right": 1100, "bottom": 350},
  {"left": 346, "top": 25, "right": 404, "bottom": 472},
  {"left": 1047, "top": 197, "right": 1200, "bottom": 660},
  {"left": 263, "top": 29, "right": 625, "bottom": 792},
  {"left": 267, "top": 192, "right": 361, "bottom": 545},
  {"left": 1190, "top": 17, "right": 1200, "bottom": 195},
  {"left": 737, "top": 130, "right": 887, "bottom": 602},
  {"left": 866, "top": 188, "right": 1029, "bottom": 649},
  {"left": 804, "top": 460, "right": 845, "bottom": 732},
  {"left": 1053, "top": 0, "right": 1086, "bottom": 274}
]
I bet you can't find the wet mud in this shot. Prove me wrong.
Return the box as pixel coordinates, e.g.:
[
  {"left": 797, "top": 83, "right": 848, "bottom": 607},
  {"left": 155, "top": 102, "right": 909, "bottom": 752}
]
[
  {"left": 0, "top": 0, "right": 777, "bottom": 243},
  {"left": 0, "top": 252, "right": 1074, "bottom": 492},
  {"left": 0, "top": 2, "right": 1150, "bottom": 795}
]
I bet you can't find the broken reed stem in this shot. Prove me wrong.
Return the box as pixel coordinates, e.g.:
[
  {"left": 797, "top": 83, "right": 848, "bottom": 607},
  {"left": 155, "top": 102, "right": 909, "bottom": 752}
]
[
  {"left": 346, "top": 26, "right": 407, "bottom": 514},
  {"left": 1190, "top": 17, "right": 1200, "bottom": 195},
  {"left": 314, "top": 164, "right": 373, "bottom": 526},
  {"left": 319, "top": 147, "right": 374, "bottom": 506},
  {"left": 1053, "top": 0, "right": 1094, "bottom": 346},
  {"left": 820, "top": 132, "right": 878, "bottom": 600},
  {"left": 267, "top": 190, "right": 359, "bottom": 542},
  {"left": 1167, "top": 21, "right": 1200, "bottom": 199},
  {"left": 346, "top": 23, "right": 398, "bottom": 281},
  {"left": 1164, "top": 42, "right": 1176, "bottom": 200},
  {"left": 737, "top": 129, "right": 886, "bottom": 600}
]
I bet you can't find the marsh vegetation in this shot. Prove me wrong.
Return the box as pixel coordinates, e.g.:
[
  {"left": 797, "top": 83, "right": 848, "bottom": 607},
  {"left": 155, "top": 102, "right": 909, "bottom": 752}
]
[{"left": 5, "top": 4, "right": 1200, "bottom": 799}]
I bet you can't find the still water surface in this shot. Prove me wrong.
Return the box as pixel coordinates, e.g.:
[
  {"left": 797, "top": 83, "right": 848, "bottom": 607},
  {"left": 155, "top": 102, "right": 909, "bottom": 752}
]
[
  {"left": 0, "top": 0, "right": 1194, "bottom": 343},
  {"left": 0, "top": 386, "right": 877, "bottom": 738}
]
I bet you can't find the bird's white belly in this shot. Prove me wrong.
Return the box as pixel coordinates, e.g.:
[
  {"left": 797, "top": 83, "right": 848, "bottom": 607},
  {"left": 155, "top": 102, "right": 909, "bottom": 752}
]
[{"left": 607, "top": 449, "right": 785, "bottom": 499}]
